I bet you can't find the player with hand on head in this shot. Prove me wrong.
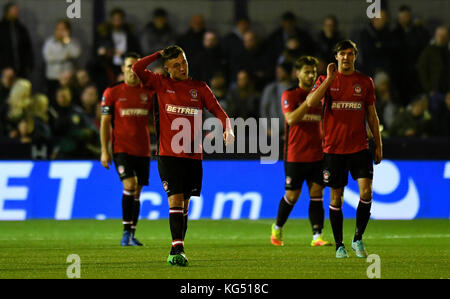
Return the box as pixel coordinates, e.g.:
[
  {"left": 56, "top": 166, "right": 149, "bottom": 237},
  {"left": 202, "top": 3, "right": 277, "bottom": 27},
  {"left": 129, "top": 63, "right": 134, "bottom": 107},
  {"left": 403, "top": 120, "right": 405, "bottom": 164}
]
[
  {"left": 306, "top": 40, "right": 382, "bottom": 258},
  {"left": 270, "top": 56, "right": 331, "bottom": 247},
  {"left": 100, "top": 52, "right": 155, "bottom": 246},
  {"left": 132, "top": 45, "right": 234, "bottom": 266}
]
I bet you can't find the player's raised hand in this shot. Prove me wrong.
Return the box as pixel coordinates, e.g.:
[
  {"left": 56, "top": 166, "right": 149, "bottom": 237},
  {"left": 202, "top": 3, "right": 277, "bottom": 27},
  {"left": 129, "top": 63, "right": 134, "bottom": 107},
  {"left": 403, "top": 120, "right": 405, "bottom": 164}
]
[
  {"left": 101, "top": 151, "right": 112, "bottom": 169},
  {"left": 224, "top": 128, "right": 235, "bottom": 146},
  {"left": 327, "top": 63, "right": 338, "bottom": 80}
]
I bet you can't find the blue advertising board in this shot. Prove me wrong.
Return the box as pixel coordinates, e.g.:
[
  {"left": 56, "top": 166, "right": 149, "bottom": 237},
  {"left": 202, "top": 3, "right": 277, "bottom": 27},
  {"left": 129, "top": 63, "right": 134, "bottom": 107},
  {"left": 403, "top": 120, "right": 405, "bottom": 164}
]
[{"left": 0, "top": 160, "right": 448, "bottom": 220}]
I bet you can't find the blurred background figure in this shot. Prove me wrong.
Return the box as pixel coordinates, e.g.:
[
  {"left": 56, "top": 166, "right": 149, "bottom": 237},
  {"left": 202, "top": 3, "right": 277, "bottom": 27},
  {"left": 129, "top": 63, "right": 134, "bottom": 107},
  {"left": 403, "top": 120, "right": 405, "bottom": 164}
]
[
  {"left": 0, "top": 67, "right": 17, "bottom": 135},
  {"left": 316, "top": 15, "right": 343, "bottom": 64},
  {"left": 430, "top": 92, "right": 450, "bottom": 138},
  {"left": 0, "top": 2, "right": 34, "bottom": 78},
  {"left": 190, "top": 30, "right": 226, "bottom": 84},
  {"left": 391, "top": 5, "right": 429, "bottom": 105},
  {"left": 141, "top": 7, "right": 176, "bottom": 57},
  {"left": 373, "top": 71, "right": 399, "bottom": 137},
  {"left": 225, "top": 69, "right": 260, "bottom": 119},
  {"left": 259, "top": 62, "right": 293, "bottom": 136},
  {"left": 354, "top": 9, "right": 395, "bottom": 78},
  {"left": 43, "top": 19, "right": 81, "bottom": 104},
  {"left": 177, "top": 14, "right": 206, "bottom": 61},
  {"left": 417, "top": 25, "right": 450, "bottom": 97},
  {"left": 7, "top": 78, "right": 33, "bottom": 132},
  {"left": 389, "top": 94, "right": 435, "bottom": 137}
]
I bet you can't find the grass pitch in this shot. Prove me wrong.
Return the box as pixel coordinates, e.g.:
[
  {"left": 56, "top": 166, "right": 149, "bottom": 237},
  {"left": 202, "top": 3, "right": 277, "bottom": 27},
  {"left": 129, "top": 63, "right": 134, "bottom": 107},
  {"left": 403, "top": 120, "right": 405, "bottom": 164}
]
[{"left": 0, "top": 219, "right": 448, "bottom": 279}]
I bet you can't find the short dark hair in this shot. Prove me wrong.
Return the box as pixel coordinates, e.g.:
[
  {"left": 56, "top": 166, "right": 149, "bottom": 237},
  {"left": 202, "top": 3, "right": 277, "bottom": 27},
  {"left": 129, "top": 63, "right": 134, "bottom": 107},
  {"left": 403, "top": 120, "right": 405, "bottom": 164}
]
[
  {"left": 161, "top": 45, "right": 185, "bottom": 64},
  {"left": 110, "top": 7, "right": 125, "bottom": 18},
  {"left": 282, "top": 11, "right": 296, "bottom": 21},
  {"left": 3, "top": 2, "right": 16, "bottom": 19},
  {"left": 333, "top": 40, "right": 358, "bottom": 55},
  {"left": 56, "top": 19, "right": 71, "bottom": 32},
  {"left": 294, "top": 56, "right": 319, "bottom": 71},
  {"left": 399, "top": 5, "right": 411, "bottom": 12},
  {"left": 153, "top": 7, "right": 168, "bottom": 18},
  {"left": 122, "top": 52, "right": 141, "bottom": 63}
]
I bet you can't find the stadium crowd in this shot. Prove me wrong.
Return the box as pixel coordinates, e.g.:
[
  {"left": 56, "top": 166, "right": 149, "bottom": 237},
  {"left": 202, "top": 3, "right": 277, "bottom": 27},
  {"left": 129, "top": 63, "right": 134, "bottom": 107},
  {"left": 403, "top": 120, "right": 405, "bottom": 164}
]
[{"left": 0, "top": 3, "right": 449, "bottom": 159}]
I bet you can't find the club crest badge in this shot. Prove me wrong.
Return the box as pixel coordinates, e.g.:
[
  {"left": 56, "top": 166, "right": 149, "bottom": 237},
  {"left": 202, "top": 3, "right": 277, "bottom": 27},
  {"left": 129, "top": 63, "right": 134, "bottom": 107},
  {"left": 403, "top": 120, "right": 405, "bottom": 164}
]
[{"left": 190, "top": 89, "right": 198, "bottom": 100}]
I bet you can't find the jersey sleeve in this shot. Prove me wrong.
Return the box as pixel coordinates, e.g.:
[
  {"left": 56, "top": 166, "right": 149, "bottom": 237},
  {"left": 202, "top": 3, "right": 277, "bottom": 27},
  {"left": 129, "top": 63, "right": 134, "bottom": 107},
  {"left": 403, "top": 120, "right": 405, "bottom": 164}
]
[
  {"left": 311, "top": 75, "right": 327, "bottom": 106},
  {"left": 201, "top": 83, "right": 231, "bottom": 130},
  {"left": 101, "top": 87, "right": 114, "bottom": 115},
  {"left": 132, "top": 52, "right": 163, "bottom": 90},
  {"left": 281, "top": 90, "right": 296, "bottom": 114}
]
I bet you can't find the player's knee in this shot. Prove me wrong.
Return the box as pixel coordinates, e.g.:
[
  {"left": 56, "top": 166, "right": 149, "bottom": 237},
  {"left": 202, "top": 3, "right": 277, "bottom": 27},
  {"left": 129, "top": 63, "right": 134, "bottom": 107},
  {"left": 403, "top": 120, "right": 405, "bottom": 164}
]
[
  {"left": 123, "top": 178, "right": 138, "bottom": 191},
  {"left": 285, "top": 191, "right": 300, "bottom": 204},
  {"left": 360, "top": 187, "right": 372, "bottom": 201}
]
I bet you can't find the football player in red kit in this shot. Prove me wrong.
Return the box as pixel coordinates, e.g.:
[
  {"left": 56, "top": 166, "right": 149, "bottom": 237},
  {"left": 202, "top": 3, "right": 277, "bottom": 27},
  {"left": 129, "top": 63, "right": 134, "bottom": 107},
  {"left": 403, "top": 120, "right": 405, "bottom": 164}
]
[
  {"left": 270, "top": 56, "right": 331, "bottom": 247},
  {"left": 100, "top": 53, "right": 155, "bottom": 246},
  {"left": 132, "top": 45, "right": 234, "bottom": 266},
  {"left": 306, "top": 40, "right": 382, "bottom": 258}
]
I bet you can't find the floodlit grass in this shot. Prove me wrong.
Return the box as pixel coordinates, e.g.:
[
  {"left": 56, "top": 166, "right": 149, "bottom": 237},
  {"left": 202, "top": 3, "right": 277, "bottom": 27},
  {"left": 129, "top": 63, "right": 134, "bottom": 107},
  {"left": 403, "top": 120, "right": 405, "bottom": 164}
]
[{"left": 0, "top": 219, "right": 448, "bottom": 279}]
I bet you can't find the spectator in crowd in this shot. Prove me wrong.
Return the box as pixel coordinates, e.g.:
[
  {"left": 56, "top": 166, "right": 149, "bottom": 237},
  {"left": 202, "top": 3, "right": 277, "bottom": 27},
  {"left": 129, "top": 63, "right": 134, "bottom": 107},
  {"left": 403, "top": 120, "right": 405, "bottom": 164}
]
[
  {"left": 7, "top": 78, "right": 32, "bottom": 128},
  {"left": 49, "top": 87, "right": 98, "bottom": 159},
  {"left": 73, "top": 69, "right": 92, "bottom": 102},
  {"left": 88, "top": 41, "right": 117, "bottom": 94},
  {"left": 229, "top": 31, "right": 271, "bottom": 91},
  {"left": 0, "top": 2, "right": 33, "bottom": 77},
  {"left": 417, "top": 25, "right": 450, "bottom": 96},
  {"left": 79, "top": 85, "right": 99, "bottom": 124},
  {"left": 225, "top": 69, "right": 260, "bottom": 119},
  {"left": 259, "top": 62, "right": 293, "bottom": 136},
  {"left": 278, "top": 36, "right": 305, "bottom": 65},
  {"left": 43, "top": 19, "right": 81, "bottom": 104},
  {"left": 222, "top": 16, "right": 251, "bottom": 81},
  {"left": 190, "top": 31, "right": 226, "bottom": 84},
  {"left": 0, "top": 67, "right": 17, "bottom": 135},
  {"left": 24, "top": 93, "right": 52, "bottom": 148},
  {"left": 177, "top": 14, "right": 206, "bottom": 61},
  {"left": 389, "top": 94, "right": 435, "bottom": 137},
  {"left": 430, "top": 92, "right": 450, "bottom": 137},
  {"left": 316, "top": 15, "right": 343, "bottom": 64},
  {"left": 373, "top": 71, "right": 398, "bottom": 136},
  {"left": 265, "top": 12, "right": 316, "bottom": 71},
  {"left": 391, "top": 5, "right": 430, "bottom": 105},
  {"left": 354, "top": 9, "right": 395, "bottom": 77},
  {"left": 95, "top": 7, "right": 141, "bottom": 75},
  {"left": 210, "top": 71, "right": 228, "bottom": 105},
  {"left": 141, "top": 8, "right": 176, "bottom": 56}
]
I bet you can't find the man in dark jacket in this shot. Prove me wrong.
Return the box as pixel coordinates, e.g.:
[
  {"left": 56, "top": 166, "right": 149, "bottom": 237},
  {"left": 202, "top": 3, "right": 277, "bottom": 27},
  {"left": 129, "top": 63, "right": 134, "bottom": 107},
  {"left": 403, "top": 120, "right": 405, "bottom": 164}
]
[{"left": 0, "top": 2, "right": 34, "bottom": 77}]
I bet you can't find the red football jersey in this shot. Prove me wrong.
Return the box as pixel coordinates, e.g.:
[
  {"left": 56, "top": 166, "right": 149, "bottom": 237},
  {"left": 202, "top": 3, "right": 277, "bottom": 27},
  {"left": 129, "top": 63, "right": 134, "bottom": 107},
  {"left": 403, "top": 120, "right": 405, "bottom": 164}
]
[
  {"left": 132, "top": 52, "right": 230, "bottom": 160},
  {"left": 281, "top": 86, "right": 323, "bottom": 162},
  {"left": 101, "top": 82, "right": 154, "bottom": 157},
  {"left": 312, "top": 71, "right": 375, "bottom": 154}
]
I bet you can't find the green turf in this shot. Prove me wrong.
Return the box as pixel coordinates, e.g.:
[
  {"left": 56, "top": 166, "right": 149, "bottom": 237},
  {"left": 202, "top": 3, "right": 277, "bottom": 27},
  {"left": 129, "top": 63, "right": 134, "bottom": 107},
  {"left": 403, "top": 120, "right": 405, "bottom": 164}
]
[{"left": 0, "top": 219, "right": 448, "bottom": 279}]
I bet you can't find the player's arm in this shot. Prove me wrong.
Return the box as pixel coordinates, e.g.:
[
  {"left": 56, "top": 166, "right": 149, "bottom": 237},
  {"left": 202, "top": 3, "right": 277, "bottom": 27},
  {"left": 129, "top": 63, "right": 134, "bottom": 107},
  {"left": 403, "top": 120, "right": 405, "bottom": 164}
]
[
  {"left": 131, "top": 51, "right": 163, "bottom": 88},
  {"left": 306, "top": 63, "right": 337, "bottom": 107},
  {"left": 284, "top": 101, "right": 310, "bottom": 126},
  {"left": 366, "top": 105, "right": 383, "bottom": 164},
  {"left": 100, "top": 114, "right": 112, "bottom": 169},
  {"left": 202, "top": 84, "right": 234, "bottom": 145}
]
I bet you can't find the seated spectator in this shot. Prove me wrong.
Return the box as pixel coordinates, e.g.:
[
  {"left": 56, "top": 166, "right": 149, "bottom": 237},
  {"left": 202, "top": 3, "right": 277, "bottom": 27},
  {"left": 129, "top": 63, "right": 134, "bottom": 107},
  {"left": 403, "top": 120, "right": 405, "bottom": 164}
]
[
  {"left": 95, "top": 7, "right": 141, "bottom": 74},
  {"left": 316, "top": 15, "right": 343, "bottom": 64},
  {"left": 87, "top": 41, "right": 117, "bottom": 94},
  {"left": 73, "top": 69, "right": 92, "bottom": 101},
  {"left": 225, "top": 69, "right": 260, "bottom": 119},
  {"left": 210, "top": 71, "right": 228, "bottom": 104},
  {"left": 7, "top": 78, "right": 32, "bottom": 127},
  {"left": 141, "top": 7, "right": 176, "bottom": 57},
  {"left": 79, "top": 85, "right": 99, "bottom": 123},
  {"left": 30, "top": 93, "right": 52, "bottom": 146},
  {"left": 278, "top": 36, "right": 305, "bottom": 65},
  {"left": 430, "top": 92, "right": 450, "bottom": 137},
  {"left": 373, "top": 71, "right": 398, "bottom": 136},
  {"left": 43, "top": 19, "right": 81, "bottom": 103},
  {"left": 417, "top": 25, "right": 450, "bottom": 96},
  {"left": 0, "top": 2, "right": 34, "bottom": 77},
  {"left": 177, "top": 14, "right": 206, "bottom": 61},
  {"left": 190, "top": 31, "right": 226, "bottom": 83},
  {"left": 49, "top": 87, "right": 98, "bottom": 159},
  {"left": 391, "top": 5, "right": 430, "bottom": 105},
  {"left": 389, "top": 94, "right": 435, "bottom": 137},
  {"left": 259, "top": 62, "right": 293, "bottom": 136}
]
